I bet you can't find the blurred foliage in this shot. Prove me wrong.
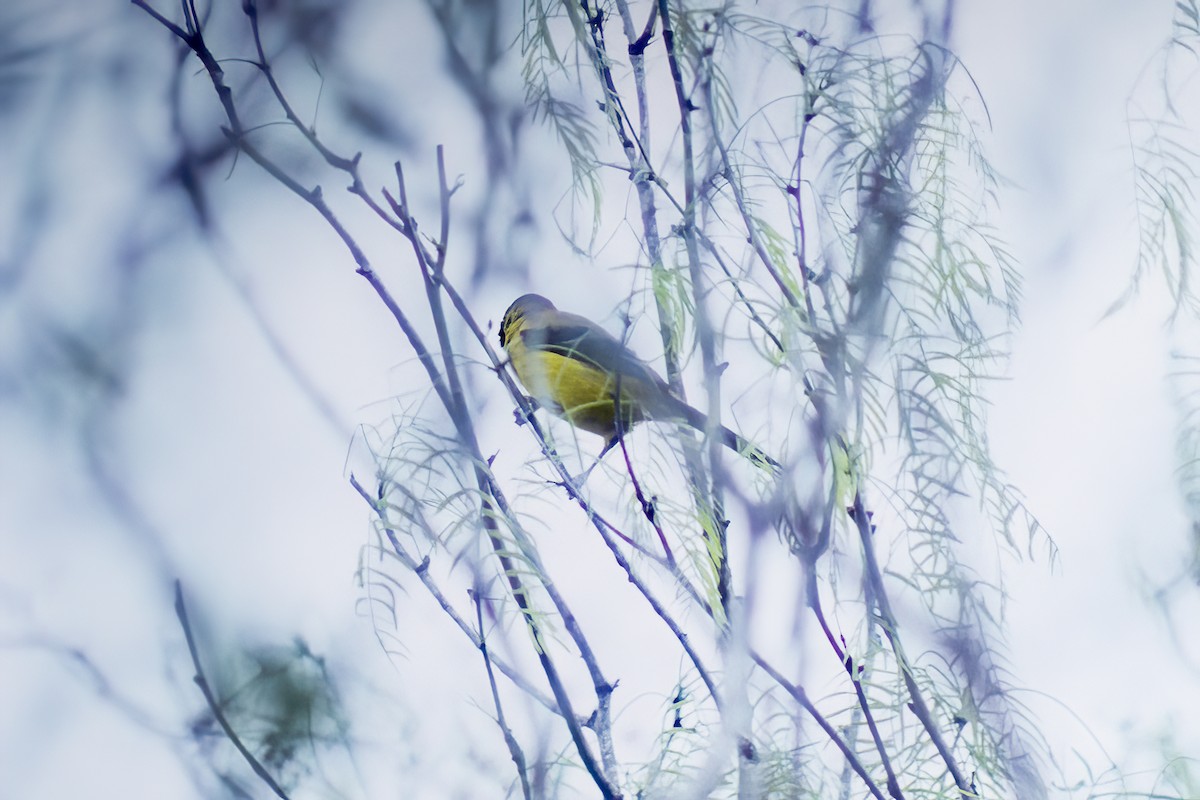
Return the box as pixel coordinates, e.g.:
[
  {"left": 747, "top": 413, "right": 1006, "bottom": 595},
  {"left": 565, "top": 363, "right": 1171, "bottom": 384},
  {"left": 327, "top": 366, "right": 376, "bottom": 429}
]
[{"left": 191, "top": 639, "right": 352, "bottom": 796}]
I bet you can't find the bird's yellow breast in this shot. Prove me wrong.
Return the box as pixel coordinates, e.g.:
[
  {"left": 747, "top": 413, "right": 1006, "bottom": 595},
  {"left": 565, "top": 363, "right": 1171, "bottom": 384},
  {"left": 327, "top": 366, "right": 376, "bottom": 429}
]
[{"left": 509, "top": 344, "right": 646, "bottom": 438}]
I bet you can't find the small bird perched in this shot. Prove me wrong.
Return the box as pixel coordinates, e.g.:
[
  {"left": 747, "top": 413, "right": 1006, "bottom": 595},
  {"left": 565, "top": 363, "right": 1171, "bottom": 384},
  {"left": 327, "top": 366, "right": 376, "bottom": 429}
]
[{"left": 499, "top": 293, "right": 778, "bottom": 471}]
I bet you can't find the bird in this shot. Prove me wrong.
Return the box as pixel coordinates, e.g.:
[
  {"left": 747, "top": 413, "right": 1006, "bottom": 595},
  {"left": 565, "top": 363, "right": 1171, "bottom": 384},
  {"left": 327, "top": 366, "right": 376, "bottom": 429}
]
[{"left": 498, "top": 293, "right": 779, "bottom": 472}]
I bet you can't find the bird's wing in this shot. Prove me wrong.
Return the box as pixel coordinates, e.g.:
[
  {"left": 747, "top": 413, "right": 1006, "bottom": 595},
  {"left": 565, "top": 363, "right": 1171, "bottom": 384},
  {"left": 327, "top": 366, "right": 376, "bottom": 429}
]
[{"left": 520, "top": 314, "right": 665, "bottom": 389}]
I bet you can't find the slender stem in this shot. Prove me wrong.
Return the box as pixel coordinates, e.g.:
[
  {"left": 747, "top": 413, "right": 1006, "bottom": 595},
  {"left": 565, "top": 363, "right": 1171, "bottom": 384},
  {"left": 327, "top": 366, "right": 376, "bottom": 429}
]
[
  {"left": 851, "top": 491, "right": 971, "bottom": 796},
  {"left": 349, "top": 475, "right": 566, "bottom": 719},
  {"left": 615, "top": 395, "right": 675, "bottom": 565},
  {"left": 808, "top": 567, "right": 906, "bottom": 799},
  {"left": 750, "top": 650, "right": 888, "bottom": 800},
  {"left": 655, "top": 0, "right": 730, "bottom": 628},
  {"left": 174, "top": 581, "right": 292, "bottom": 800},
  {"left": 245, "top": 3, "right": 357, "bottom": 172},
  {"left": 473, "top": 590, "right": 533, "bottom": 800}
]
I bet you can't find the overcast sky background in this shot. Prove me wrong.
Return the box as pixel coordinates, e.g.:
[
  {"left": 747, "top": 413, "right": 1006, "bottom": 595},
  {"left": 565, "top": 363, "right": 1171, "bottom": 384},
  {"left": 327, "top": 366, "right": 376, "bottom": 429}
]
[{"left": 1, "top": 0, "right": 1198, "bottom": 797}]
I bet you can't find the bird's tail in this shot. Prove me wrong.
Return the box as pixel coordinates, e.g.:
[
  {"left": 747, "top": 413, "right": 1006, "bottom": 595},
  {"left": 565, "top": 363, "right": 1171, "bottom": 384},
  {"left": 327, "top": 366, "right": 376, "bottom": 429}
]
[{"left": 672, "top": 399, "right": 780, "bottom": 473}]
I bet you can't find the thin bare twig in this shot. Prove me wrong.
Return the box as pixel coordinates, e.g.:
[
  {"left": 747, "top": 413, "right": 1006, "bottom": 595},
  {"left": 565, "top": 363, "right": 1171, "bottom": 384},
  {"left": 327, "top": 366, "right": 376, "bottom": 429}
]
[
  {"left": 750, "top": 649, "right": 888, "bottom": 800},
  {"left": 655, "top": 0, "right": 731, "bottom": 634},
  {"left": 807, "top": 565, "right": 906, "bottom": 800},
  {"left": 174, "top": 581, "right": 291, "bottom": 800},
  {"left": 472, "top": 589, "right": 533, "bottom": 800},
  {"left": 349, "top": 475, "right": 566, "bottom": 719},
  {"left": 851, "top": 491, "right": 971, "bottom": 796}
]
